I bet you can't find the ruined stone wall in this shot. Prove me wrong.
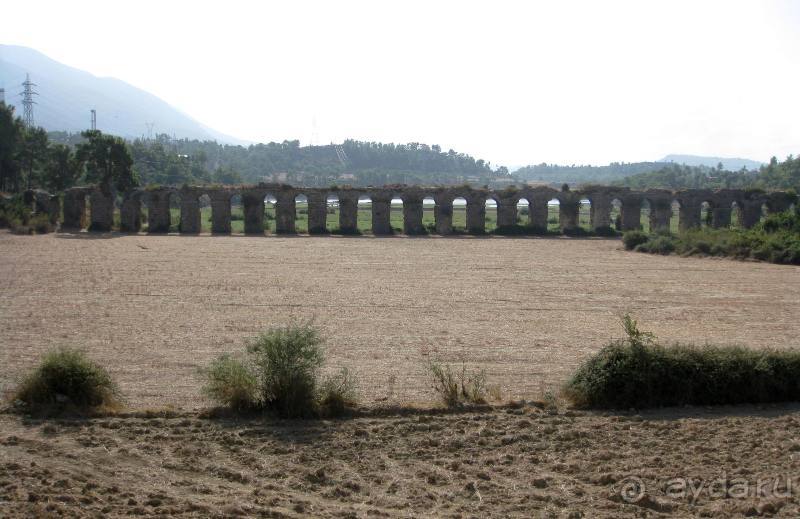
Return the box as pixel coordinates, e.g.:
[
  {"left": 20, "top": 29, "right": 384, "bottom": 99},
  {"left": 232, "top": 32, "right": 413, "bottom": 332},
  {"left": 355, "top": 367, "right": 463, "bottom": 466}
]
[{"left": 51, "top": 183, "right": 795, "bottom": 236}]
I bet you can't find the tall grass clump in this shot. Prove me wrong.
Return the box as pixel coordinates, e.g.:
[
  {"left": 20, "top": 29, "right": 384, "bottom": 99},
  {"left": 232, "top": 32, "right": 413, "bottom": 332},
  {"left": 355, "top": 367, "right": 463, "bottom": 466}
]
[
  {"left": 565, "top": 315, "right": 800, "bottom": 409},
  {"left": 202, "top": 322, "right": 357, "bottom": 418},
  {"left": 429, "top": 362, "right": 488, "bottom": 407},
  {"left": 14, "top": 348, "right": 120, "bottom": 414}
]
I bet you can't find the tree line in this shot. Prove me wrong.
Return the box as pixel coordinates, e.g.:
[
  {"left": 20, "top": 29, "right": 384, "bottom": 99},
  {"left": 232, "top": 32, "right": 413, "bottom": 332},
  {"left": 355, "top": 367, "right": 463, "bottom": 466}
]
[
  {"left": 613, "top": 159, "right": 799, "bottom": 192},
  {"left": 0, "top": 103, "right": 138, "bottom": 193}
]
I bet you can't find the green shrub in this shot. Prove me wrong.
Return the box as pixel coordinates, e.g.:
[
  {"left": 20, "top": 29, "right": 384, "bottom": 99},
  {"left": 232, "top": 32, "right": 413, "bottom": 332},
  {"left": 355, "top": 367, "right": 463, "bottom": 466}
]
[
  {"left": 318, "top": 367, "right": 358, "bottom": 417},
  {"left": 635, "top": 235, "right": 675, "bottom": 254},
  {"left": 29, "top": 214, "right": 54, "bottom": 234},
  {"left": 0, "top": 197, "right": 29, "bottom": 228},
  {"left": 625, "top": 209, "right": 800, "bottom": 265},
  {"left": 14, "top": 348, "right": 120, "bottom": 414},
  {"left": 564, "top": 315, "right": 800, "bottom": 409},
  {"left": 248, "top": 322, "right": 325, "bottom": 418},
  {"left": 202, "top": 354, "right": 260, "bottom": 412},
  {"left": 622, "top": 230, "right": 649, "bottom": 250},
  {"left": 428, "top": 362, "right": 488, "bottom": 407}
]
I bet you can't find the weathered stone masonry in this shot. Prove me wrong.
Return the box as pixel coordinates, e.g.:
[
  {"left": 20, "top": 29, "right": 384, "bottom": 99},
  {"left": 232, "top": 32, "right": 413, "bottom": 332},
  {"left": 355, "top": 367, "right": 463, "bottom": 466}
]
[{"left": 50, "top": 184, "right": 795, "bottom": 235}]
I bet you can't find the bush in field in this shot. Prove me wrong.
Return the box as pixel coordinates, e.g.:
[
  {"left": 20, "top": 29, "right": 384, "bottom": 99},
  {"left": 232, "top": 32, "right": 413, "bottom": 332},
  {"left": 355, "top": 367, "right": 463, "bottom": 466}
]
[
  {"left": 203, "top": 322, "right": 357, "bottom": 418},
  {"left": 564, "top": 315, "right": 800, "bottom": 409},
  {"left": 14, "top": 348, "right": 120, "bottom": 414},
  {"left": 622, "top": 230, "right": 649, "bottom": 250},
  {"left": 0, "top": 196, "right": 53, "bottom": 234},
  {"left": 202, "top": 354, "right": 260, "bottom": 412},
  {"left": 623, "top": 208, "right": 800, "bottom": 265},
  {"left": 428, "top": 362, "right": 488, "bottom": 407},
  {"left": 248, "top": 322, "right": 324, "bottom": 418}
]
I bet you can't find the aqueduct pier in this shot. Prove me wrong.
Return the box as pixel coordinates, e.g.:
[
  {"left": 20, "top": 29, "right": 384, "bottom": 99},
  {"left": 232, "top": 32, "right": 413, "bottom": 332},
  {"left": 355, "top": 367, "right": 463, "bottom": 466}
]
[{"left": 26, "top": 184, "right": 797, "bottom": 235}]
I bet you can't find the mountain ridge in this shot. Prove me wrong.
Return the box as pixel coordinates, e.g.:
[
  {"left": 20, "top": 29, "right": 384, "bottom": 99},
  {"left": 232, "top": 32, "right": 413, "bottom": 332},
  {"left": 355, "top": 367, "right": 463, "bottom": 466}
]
[{"left": 0, "top": 44, "right": 244, "bottom": 144}]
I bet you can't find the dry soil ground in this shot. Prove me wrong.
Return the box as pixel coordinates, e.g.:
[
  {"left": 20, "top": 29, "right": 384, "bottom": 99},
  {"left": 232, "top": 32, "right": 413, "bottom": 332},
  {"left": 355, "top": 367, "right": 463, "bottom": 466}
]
[{"left": 1, "top": 231, "right": 799, "bottom": 517}]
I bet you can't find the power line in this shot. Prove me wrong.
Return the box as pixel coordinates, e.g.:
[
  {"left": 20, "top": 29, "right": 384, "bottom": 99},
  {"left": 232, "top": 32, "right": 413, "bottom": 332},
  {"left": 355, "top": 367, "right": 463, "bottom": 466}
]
[
  {"left": 90, "top": 109, "right": 97, "bottom": 131},
  {"left": 19, "top": 73, "right": 38, "bottom": 127}
]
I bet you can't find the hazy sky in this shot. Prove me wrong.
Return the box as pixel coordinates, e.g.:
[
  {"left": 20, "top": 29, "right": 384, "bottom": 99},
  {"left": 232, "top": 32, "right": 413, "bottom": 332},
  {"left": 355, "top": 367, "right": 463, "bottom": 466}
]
[{"left": 3, "top": 0, "right": 800, "bottom": 167}]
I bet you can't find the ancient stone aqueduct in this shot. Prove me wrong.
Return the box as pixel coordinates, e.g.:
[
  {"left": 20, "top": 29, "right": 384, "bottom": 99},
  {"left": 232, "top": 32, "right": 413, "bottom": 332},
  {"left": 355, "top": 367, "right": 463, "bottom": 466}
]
[{"left": 26, "top": 184, "right": 797, "bottom": 236}]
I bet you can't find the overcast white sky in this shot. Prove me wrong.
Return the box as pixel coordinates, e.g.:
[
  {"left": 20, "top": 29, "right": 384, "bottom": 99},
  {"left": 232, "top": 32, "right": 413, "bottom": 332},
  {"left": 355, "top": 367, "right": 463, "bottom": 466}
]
[{"left": 3, "top": 0, "right": 800, "bottom": 167}]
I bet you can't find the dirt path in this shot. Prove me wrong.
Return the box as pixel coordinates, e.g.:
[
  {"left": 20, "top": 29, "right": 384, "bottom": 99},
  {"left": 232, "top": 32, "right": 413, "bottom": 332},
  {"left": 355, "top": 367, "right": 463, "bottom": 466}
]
[
  {"left": 1, "top": 231, "right": 798, "bottom": 409},
  {"left": 2, "top": 405, "right": 800, "bottom": 518}
]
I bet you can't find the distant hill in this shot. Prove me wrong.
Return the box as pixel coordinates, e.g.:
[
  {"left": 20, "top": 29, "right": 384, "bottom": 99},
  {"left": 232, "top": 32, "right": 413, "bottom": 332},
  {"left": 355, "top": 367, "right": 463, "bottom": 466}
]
[
  {"left": 0, "top": 44, "right": 243, "bottom": 143},
  {"left": 660, "top": 154, "right": 763, "bottom": 171},
  {"left": 512, "top": 162, "right": 669, "bottom": 185}
]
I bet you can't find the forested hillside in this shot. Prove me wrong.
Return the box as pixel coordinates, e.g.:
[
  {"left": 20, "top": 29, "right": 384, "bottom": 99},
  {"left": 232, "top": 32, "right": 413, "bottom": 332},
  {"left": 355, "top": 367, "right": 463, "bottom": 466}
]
[
  {"left": 51, "top": 133, "right": 507, "bottom": 187},
  {"left": 613, "top": 158, "right": 799, "bottom": 191},
  {"left": 513, "top": 162, "right": 668, "bottom": 184}
]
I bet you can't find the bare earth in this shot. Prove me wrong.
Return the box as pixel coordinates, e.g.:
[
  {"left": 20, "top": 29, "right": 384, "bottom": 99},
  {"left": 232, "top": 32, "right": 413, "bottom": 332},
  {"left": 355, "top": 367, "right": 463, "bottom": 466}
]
[{"left": 1, "top": 231, "right": 800, "bottom": 517}]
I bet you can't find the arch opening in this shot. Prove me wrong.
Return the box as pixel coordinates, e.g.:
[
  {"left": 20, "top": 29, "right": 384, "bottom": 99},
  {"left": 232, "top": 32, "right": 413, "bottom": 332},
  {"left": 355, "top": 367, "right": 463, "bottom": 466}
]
[
  {"left": 670, "top": 200, "right": 680, "bottom": 233},
  {"left": 452, "top": 197, "right": 467, "bottom": 232},
  {"left": 263, "top": 194, "right": 276, "bottom": 234},
  {"left": 731, "top": 201, "right": 742, "bottom": 229},
  {"left": 390, "top": 196, "right": 404, "bottom": 233},
  {"left": 358, "top": 195, "right": 372, "bottom": 234},
  {"left": 294, "top": 194, "right": 308, "bottom": 234},
  {"left": 640, "top": 199, "right": 651, "bottom": 233},
  {"left": 423, "top": 196, "right": 436, "bottom": 233},
  {"left": 700, "top": 201, "right": 713, "bottom": 228},
  {"left": 579, "top": 198, "right": 591, "bottom": 231},
  {"left": 326, "top": 194, "right": 340, "bottom": 232},
  {"left": 168, "top": 192, "right": 181, "bottom": 233},
  {"left": 610, "top": 198, "right": 623, "bottom": 231},
  {"left": 547, "top": 198, "right": 560, "bottom": 232},
  {"left": 516, "top": 198, "right": 531, "bottom": 227},
  {"left": 199, "top": 194, "right": 211, "bottom": 233},
  {"left": 229, "top": 194, "right": 243, "bottom": 234},
  {"left": 484, "top": 197, "right": 498, "bottom": 232}
]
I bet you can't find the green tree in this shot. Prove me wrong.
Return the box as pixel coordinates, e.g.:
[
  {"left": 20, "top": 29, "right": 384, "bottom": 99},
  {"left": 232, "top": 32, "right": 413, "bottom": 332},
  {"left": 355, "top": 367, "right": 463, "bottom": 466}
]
[
  {"left": 43, "top": 144, "right": 81, "bottom": 192},
  {"left": 76, "top": 130, "right": 138, "bottom": 192},
  {"left": 0, "top": 103, "right": 23, "bottom": 192},
  {"left": 19, "top": 126, "right": 49, "bottom": 190}
]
